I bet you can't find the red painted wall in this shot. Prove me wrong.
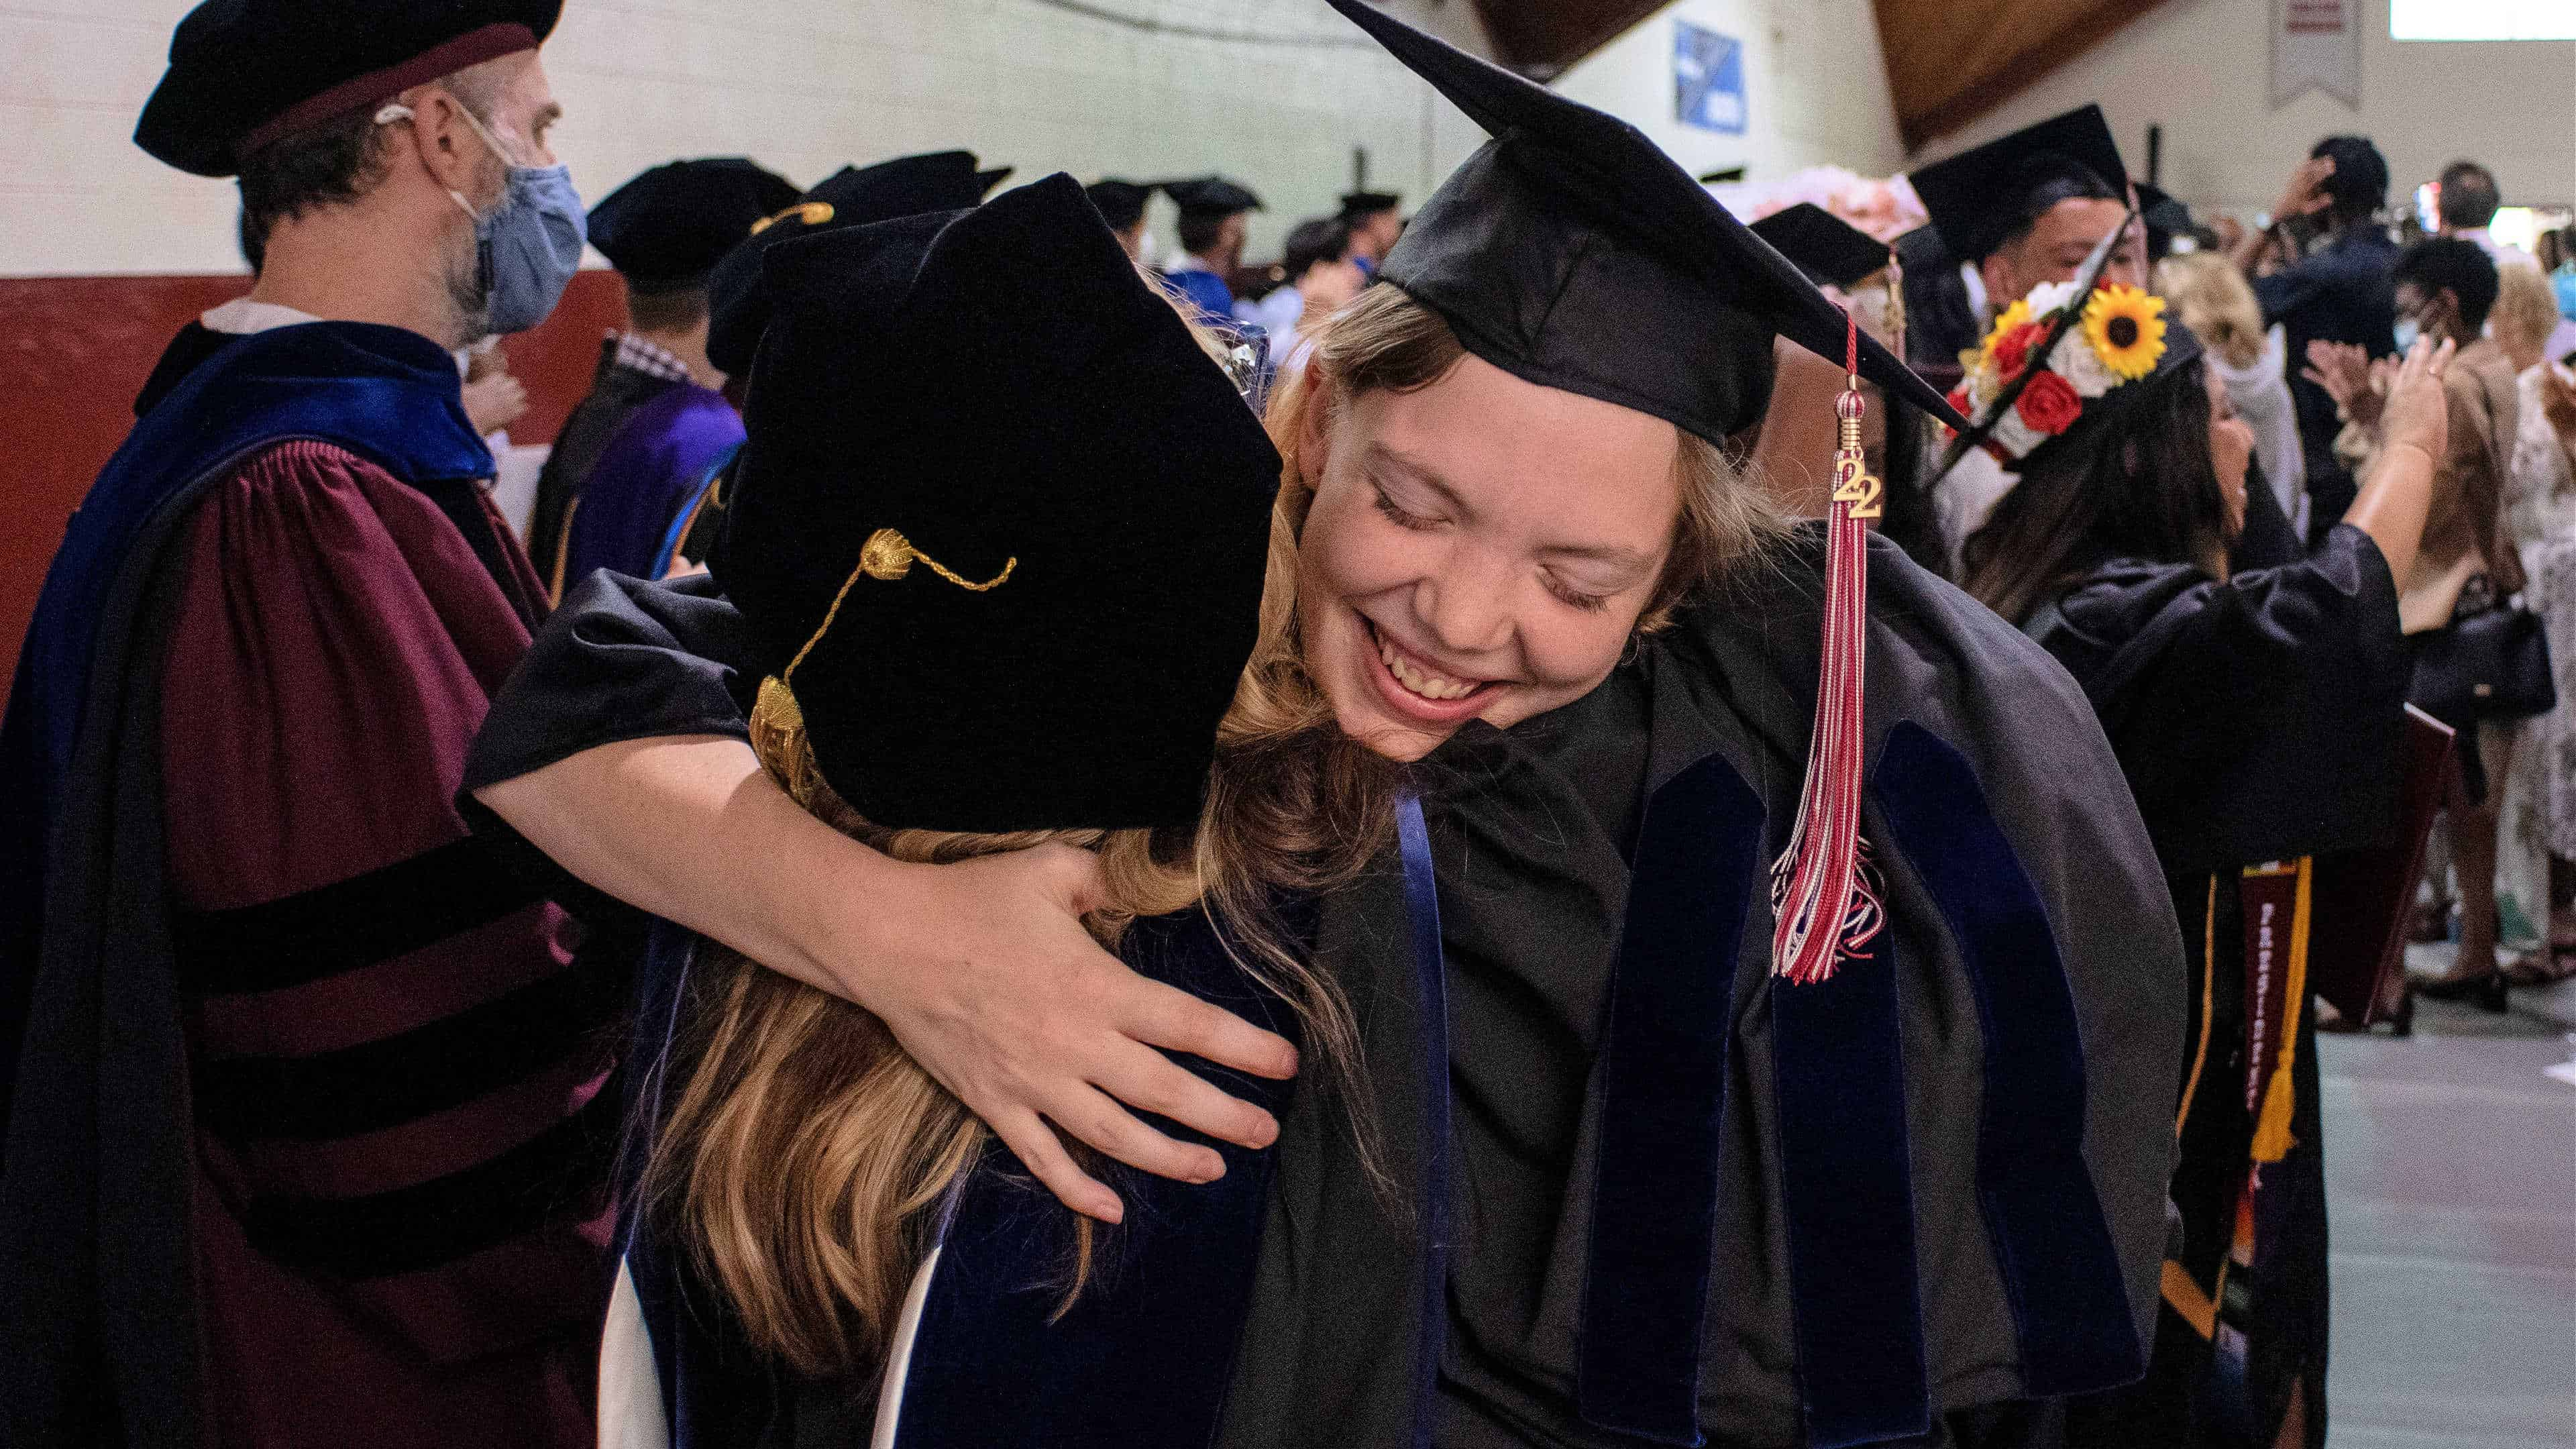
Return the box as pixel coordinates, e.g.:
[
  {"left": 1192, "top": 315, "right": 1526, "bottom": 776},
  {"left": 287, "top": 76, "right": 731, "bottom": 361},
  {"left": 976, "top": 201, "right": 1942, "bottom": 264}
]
[{"left": 0, "top": 270, "right": 629, "bottom": 710}]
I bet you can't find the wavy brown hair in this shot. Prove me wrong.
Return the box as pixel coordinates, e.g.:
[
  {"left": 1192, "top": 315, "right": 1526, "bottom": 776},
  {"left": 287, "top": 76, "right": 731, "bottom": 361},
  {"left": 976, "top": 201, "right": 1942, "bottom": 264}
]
[
  {"left": 645, "top": 281, "right": 1782, "bottom": 1382},
  {"left": 643, "top": 294, "right": 1409, "bottom": 1377}
]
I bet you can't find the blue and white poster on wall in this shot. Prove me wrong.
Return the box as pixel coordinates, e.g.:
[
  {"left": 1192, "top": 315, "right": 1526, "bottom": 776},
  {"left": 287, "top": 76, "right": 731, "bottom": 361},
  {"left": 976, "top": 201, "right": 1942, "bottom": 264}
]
[{"left": 1674, "top": 19, "right": 1746, "bottom": 135}]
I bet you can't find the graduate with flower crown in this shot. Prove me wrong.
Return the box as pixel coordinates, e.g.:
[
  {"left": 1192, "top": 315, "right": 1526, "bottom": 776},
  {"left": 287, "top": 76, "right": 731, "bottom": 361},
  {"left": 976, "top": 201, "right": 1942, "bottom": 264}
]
[
  {"left": 1953, "top": 249, "right": 2459, "bottom": 1449},
  {"left": 1906, "top": 106, "right": 2150, "bottom": 570}
]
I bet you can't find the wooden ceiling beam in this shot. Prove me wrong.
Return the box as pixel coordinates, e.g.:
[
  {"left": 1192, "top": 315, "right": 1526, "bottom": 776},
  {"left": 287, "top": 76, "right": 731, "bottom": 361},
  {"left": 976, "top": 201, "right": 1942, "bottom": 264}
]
[
  {"left": 1469, "top": 0, "right": 1670, "bottom": 78},
  {"left": 1873, "top": 0, "right": 2180, "bottom": 153}
]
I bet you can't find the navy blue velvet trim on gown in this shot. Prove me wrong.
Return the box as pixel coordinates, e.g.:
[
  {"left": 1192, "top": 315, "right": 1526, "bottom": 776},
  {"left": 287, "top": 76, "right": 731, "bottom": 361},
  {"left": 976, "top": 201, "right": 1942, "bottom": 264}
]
[
  {"left": 1395, "top": 794, "right": 1452, "bottom": 1449},
  {"left": 1576, "top": 753, "right": 1766, "bottom": 1446},
  {"left": 1772, "top": 926, "right": 1931, "bottom": 1447},
  {"left": 888, "top": 905, "right": 1305, "bottom": 1449}
]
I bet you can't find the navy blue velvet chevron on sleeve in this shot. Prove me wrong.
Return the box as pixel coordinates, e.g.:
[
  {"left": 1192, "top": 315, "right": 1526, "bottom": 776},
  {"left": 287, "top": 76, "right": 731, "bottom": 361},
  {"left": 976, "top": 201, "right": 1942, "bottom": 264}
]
[{"left": 1871, "top": 722, "right": 2141, "bottom": 1398}]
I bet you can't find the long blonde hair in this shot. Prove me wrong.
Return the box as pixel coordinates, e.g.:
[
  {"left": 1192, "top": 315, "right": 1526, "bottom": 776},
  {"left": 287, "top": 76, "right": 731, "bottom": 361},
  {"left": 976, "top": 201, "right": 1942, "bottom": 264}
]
[
  {"left": 646, "top": 282, "right": 1780, "bottom": 1381},
  {"left": 2158, "top": 252, "right": 2269, "bottom": 371}
]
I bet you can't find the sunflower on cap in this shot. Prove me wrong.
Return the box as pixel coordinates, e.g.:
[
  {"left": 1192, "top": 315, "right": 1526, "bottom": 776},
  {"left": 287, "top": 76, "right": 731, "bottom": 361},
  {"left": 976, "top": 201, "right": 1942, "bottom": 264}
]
[{"left": 1945, "top": 274, "right": 2171, "bottom": 465}]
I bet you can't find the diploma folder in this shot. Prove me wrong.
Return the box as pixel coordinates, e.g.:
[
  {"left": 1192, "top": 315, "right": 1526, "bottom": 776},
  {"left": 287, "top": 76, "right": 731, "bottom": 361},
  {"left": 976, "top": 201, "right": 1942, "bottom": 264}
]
[{"left": 2308, "top": 704, "right": 2455, "bottom": 1026}]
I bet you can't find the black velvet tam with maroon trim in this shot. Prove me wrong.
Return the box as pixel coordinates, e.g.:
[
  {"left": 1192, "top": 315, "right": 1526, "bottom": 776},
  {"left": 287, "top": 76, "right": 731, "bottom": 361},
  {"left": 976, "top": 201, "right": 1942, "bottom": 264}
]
[
  {"left": 588, "top": 158, "right": 802, "bottom": 294},
  {"left": 136, "top": 0, "right": 561, "bottom": 176}
]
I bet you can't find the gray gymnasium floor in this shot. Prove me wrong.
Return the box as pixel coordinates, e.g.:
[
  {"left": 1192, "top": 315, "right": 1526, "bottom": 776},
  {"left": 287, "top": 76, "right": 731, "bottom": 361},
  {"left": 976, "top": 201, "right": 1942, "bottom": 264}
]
[{"left": 2320, "top": 969, "right": 2576, "bottom": 1447}]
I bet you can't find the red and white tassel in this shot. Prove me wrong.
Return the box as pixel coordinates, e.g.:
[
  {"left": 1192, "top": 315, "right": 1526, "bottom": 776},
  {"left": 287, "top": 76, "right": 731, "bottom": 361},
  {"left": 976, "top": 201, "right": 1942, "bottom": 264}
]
[{"left": 1769, "top": 311, "right": 1886, "bottom": 986}]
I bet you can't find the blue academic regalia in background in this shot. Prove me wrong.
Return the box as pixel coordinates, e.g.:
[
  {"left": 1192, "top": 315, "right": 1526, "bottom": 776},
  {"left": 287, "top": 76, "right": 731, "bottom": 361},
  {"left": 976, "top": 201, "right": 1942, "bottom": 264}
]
[
  {"left": 1160, "top": 263, "right": 1236, "bottom": 321},
  {"left": 556, "top": 384, "right": 745, "bottom": 587}
]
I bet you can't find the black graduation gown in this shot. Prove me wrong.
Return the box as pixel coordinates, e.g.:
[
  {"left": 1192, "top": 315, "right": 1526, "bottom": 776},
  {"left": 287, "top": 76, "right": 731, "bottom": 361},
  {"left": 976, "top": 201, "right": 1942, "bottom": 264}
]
[
  {"left": 2028, "top": 524, "right": 2409, "bottom": 1449},
  {"left": 529, "top": 339, "right": 690, "bottom": 596},
  {"left": 467, "top": 535, "right": 2188, "bottom": 1448}
]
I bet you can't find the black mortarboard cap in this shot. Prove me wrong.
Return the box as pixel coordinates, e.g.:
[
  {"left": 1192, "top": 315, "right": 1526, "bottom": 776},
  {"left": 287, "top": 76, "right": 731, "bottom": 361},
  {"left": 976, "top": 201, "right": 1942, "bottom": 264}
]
[
  {"left": 1086, "top": 178, "right": 1155, "bottom": 232},
  {"left": 588, "top": 158, "right": 801, "bottom": 294},
  {"left": 1161, "top": 176, "right": 1264, "bottom": 219},
  {"left": 2133, "top": 182, "right": 2193, "bottom": 263},
  {"left": 706, "top": 150, "right": 1012, "bottom": 377},
  {"left": 726, "top": 174, "right": 1280, "bottom": 833},
  {"left": 1909, "top": 105, "right": 2129, "bottom": 265},
  {"left": 1340, "top": 189, "right": 1403, "bottom": 217},
  {"left": 1322, "top": 0, "right": 1961, "bottom": 439},
  {"left": 138, "top": 0, "right": 561, "bottom": 177},
  {"left": 1750, "top": 204, "right": 1893, "bottom": 290}
]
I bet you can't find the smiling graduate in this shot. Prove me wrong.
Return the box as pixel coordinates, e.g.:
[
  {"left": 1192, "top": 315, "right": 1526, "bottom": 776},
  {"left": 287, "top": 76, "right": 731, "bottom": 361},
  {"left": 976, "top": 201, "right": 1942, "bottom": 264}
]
[{"left": 466, "top": 5, "right": 2188, "bottom": 1447}]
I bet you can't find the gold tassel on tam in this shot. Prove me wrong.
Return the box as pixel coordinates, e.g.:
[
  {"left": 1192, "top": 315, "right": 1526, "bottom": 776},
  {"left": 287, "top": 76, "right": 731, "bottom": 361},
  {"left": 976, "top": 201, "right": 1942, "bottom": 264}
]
[
  {"left": 749, "top": 525, "right": 1015, "bottom": 811},
  {"left": 750, "top": 675, "right": 828, "bottom": 812}
]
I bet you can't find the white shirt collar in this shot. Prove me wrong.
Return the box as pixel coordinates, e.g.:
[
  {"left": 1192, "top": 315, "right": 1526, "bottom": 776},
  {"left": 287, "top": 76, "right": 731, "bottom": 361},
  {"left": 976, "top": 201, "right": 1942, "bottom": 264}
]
[
  {"left": 199, "top": 297, "right": 322, "bottom": 335},
  {"left": 205, "top": 298, "right": 480, "bottom": 376},
  {"left": 1960, "top": 262, "right": 1990, "bottom": 327}
]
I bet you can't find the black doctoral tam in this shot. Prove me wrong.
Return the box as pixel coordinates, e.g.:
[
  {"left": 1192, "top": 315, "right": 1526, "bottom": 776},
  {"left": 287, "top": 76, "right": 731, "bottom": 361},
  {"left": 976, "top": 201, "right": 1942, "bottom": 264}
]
[{"left": 724, "top": 174, "right": 1281, "bottom": 834}]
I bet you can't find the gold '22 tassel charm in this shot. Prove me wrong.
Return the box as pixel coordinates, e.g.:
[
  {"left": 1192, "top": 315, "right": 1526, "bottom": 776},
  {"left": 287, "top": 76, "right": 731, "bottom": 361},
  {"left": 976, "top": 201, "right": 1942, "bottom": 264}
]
[{"left": 1830, "top": 381, "right": 1882, "bottom": 521}]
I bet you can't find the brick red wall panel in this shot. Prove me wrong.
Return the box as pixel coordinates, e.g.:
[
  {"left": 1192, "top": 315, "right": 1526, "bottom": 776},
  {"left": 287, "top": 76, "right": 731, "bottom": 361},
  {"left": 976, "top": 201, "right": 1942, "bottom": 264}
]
[{"left": 0, "top": 270, "right": 629, "bottom": 709}]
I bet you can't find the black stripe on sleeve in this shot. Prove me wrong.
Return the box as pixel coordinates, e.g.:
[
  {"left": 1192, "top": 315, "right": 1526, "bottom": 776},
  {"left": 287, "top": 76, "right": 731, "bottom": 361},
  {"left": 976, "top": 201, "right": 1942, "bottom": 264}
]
[
  {"left": 238, "top": 1085, "right": 623, "bottom": 1280},
  {"left": 195, "top": 960, "right": 626, "bottom": 1141},
  {"left": 173, "top": 833, "right": 547, "bottom": 998}
]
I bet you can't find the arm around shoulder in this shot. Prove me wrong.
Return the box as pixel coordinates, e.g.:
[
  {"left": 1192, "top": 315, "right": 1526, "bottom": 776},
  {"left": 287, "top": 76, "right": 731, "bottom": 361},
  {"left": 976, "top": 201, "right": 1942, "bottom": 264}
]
[{"left": 468, "top": 574, "right": 1299, "bottom": 1223}]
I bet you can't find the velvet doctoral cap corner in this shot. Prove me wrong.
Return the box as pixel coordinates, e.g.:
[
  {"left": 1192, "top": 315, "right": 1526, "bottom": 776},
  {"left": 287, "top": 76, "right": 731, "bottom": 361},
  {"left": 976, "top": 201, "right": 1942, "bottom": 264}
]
[
  {"left": 706, "top": 150, "right": 1012, "bottom": 377},
  {"left": 722, "top": 174, "right": 1281, "bottom": 835}
]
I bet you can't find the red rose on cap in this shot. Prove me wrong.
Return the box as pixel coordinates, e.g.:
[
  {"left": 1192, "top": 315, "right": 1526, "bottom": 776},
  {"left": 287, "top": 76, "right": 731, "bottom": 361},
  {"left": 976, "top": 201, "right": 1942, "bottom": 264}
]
[
  {"left": 2015, "top": 370, "right": 2082, "bottom": 435},
  {"left": 1989, "top": 322, "right": 2043, "bottom": 380}
]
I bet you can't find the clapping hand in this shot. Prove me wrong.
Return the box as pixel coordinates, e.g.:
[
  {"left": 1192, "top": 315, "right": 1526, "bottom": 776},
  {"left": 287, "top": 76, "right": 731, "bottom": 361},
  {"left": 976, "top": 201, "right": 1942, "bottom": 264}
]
[
  {"left": 2538, "top": 362, "right": 2576, "bottom": 450},
  {"left": 462, "top": 370, "right": 529, "bottom": 435},
  {"left": 2303, "top": 339, "right": 2381, "bottom": 428},
  {"left": 2377, "top": 335, "right": 2456, "bottom": 466}
]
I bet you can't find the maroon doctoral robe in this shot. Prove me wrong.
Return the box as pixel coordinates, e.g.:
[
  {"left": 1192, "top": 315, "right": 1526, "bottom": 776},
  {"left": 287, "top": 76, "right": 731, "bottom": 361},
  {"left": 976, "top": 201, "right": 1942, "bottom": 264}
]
[{"left": 158, "top": 439, "right": 614, "bottom": 1447}]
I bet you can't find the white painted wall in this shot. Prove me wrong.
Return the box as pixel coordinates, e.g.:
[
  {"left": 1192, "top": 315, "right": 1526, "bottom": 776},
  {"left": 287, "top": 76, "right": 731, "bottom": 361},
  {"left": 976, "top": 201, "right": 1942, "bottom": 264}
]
[
  {"left": 1919, "top": 0, "right": 2576, "bottom": 218},
  {"left": 0, "top": 0, "right": 1496, "bottom": 276},
  {"left": 1552, "top": 0, "right": 1906, "bottom": 186}
]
